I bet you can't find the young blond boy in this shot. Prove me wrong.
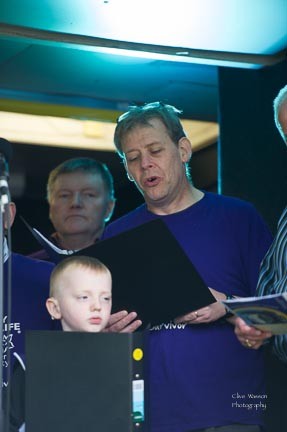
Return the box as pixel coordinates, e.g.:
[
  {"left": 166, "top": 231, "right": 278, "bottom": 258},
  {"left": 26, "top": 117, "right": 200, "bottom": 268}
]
[
  {"left": 46, "top": 255, "right": 112, "bottom": 332},
  {"left": 10, "top": 255, "right": 112, "bottom": 432}
]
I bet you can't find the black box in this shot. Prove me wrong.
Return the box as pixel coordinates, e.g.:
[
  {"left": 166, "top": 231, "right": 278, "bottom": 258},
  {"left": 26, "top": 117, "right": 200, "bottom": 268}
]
[{"left": 25, "top": 331, "right": 146, "bottom": 432}]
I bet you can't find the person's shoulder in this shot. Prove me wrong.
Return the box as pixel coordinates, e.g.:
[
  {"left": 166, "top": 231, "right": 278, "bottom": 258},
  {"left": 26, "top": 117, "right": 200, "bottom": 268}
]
[
  {"left": 278, "top": 205, "right": 287, "bottom": 226},
  {"left": 204, "top": 192, "right": 270, "bottom": 231},
  {"left": 9, "top": 253, "right": 54, "bottom": 287},
  {"left": 205, "top": 191, "right": 258, "bottom": 213},
  {"left": 103, "top": 204, "right": 148, "bottom": 238},
  {"left": 29, "top": 248, "right": 50, "bottom": 261},
  {"left": 11, "top": 252, "right": 55, "bottom": 271}
]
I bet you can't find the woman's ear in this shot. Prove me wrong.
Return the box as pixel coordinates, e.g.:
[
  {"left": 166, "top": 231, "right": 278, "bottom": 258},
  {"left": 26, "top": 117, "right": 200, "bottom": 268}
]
[
  {"left": 178, "top": 137, "right": 192, "bottom": 163},
  {"left": 46, "top": 297, "right": 62, "bottom": 320}
]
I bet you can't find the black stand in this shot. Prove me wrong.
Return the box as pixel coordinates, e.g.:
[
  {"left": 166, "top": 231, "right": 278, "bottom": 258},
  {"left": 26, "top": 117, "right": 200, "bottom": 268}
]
[
  {"left": 0, "top": 137, "right": 13, "bottom": 432},
  {"left": 25, "top": 331, "right": 146, "bottom": 432},
  {"left": 0, "top": 199, "right": 9, "bottom": 432},
  {"left": 0, "top": 205, "right": 4, "bottom": 431}
]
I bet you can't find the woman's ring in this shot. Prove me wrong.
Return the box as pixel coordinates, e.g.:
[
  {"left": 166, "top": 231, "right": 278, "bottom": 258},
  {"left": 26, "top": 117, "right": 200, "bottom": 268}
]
[{"left": 194, "top": 311, "right": 198, "bottom": 318}]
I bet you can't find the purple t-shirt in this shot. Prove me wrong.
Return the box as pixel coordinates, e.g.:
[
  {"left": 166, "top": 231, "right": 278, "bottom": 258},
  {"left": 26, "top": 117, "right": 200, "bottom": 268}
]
[
  {"left": 3, "top": 253, "right": 55, "bottom": 385},
  {"left": 103, "top": 192, "right": 273, "bottom": 432}
]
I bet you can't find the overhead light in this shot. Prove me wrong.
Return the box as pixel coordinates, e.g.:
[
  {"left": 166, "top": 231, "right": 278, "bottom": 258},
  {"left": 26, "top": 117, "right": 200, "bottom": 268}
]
[
  {"left": 0, "top": 22, "right": 286, "bottom": 69},
  {"left": 0, "top": 111, "right": 218, "bottom": 152}
]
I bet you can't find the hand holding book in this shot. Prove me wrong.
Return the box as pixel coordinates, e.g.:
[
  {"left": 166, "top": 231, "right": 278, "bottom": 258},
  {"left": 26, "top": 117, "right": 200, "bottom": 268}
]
[
  {"left": 222, "top": 293, "right": 287, "bottom": 335},
  {"left": 233, "top": 316, "right": 273, "bottom": 350}
]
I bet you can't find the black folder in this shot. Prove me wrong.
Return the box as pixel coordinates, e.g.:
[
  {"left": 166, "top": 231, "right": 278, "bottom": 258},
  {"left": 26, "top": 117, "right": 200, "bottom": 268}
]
[
  {"left": 74, "top": 219, "right": 215, "bottom": 327},
  {"left": 25, "top": 331, "right": 146, "bottom": 432},
  {"left": 24, "top": 217, "right": 215, "bottom": 328}
]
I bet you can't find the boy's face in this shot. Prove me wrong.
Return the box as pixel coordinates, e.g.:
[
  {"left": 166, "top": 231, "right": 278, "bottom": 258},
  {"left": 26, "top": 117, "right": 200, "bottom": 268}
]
[{"left": 49, "top": 265, "right": 112, "bottom": 332}]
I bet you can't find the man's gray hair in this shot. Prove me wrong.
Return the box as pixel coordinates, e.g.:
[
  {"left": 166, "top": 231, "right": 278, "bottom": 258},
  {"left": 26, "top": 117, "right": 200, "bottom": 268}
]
[{"left": 273, "top": 84, "right": 287, "bottom": 142}]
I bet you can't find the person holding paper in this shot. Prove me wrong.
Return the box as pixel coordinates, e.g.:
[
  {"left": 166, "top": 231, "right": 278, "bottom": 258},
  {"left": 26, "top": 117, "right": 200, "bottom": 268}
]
[
  {"left": 102, "top": 102, "right": 273, "bottom": 432},
  {"left": 233, "top": 85, "right": 287, "bottom": 432},
  {"left": 234, "top": 84, "right": 287, "bottom": 358}
]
